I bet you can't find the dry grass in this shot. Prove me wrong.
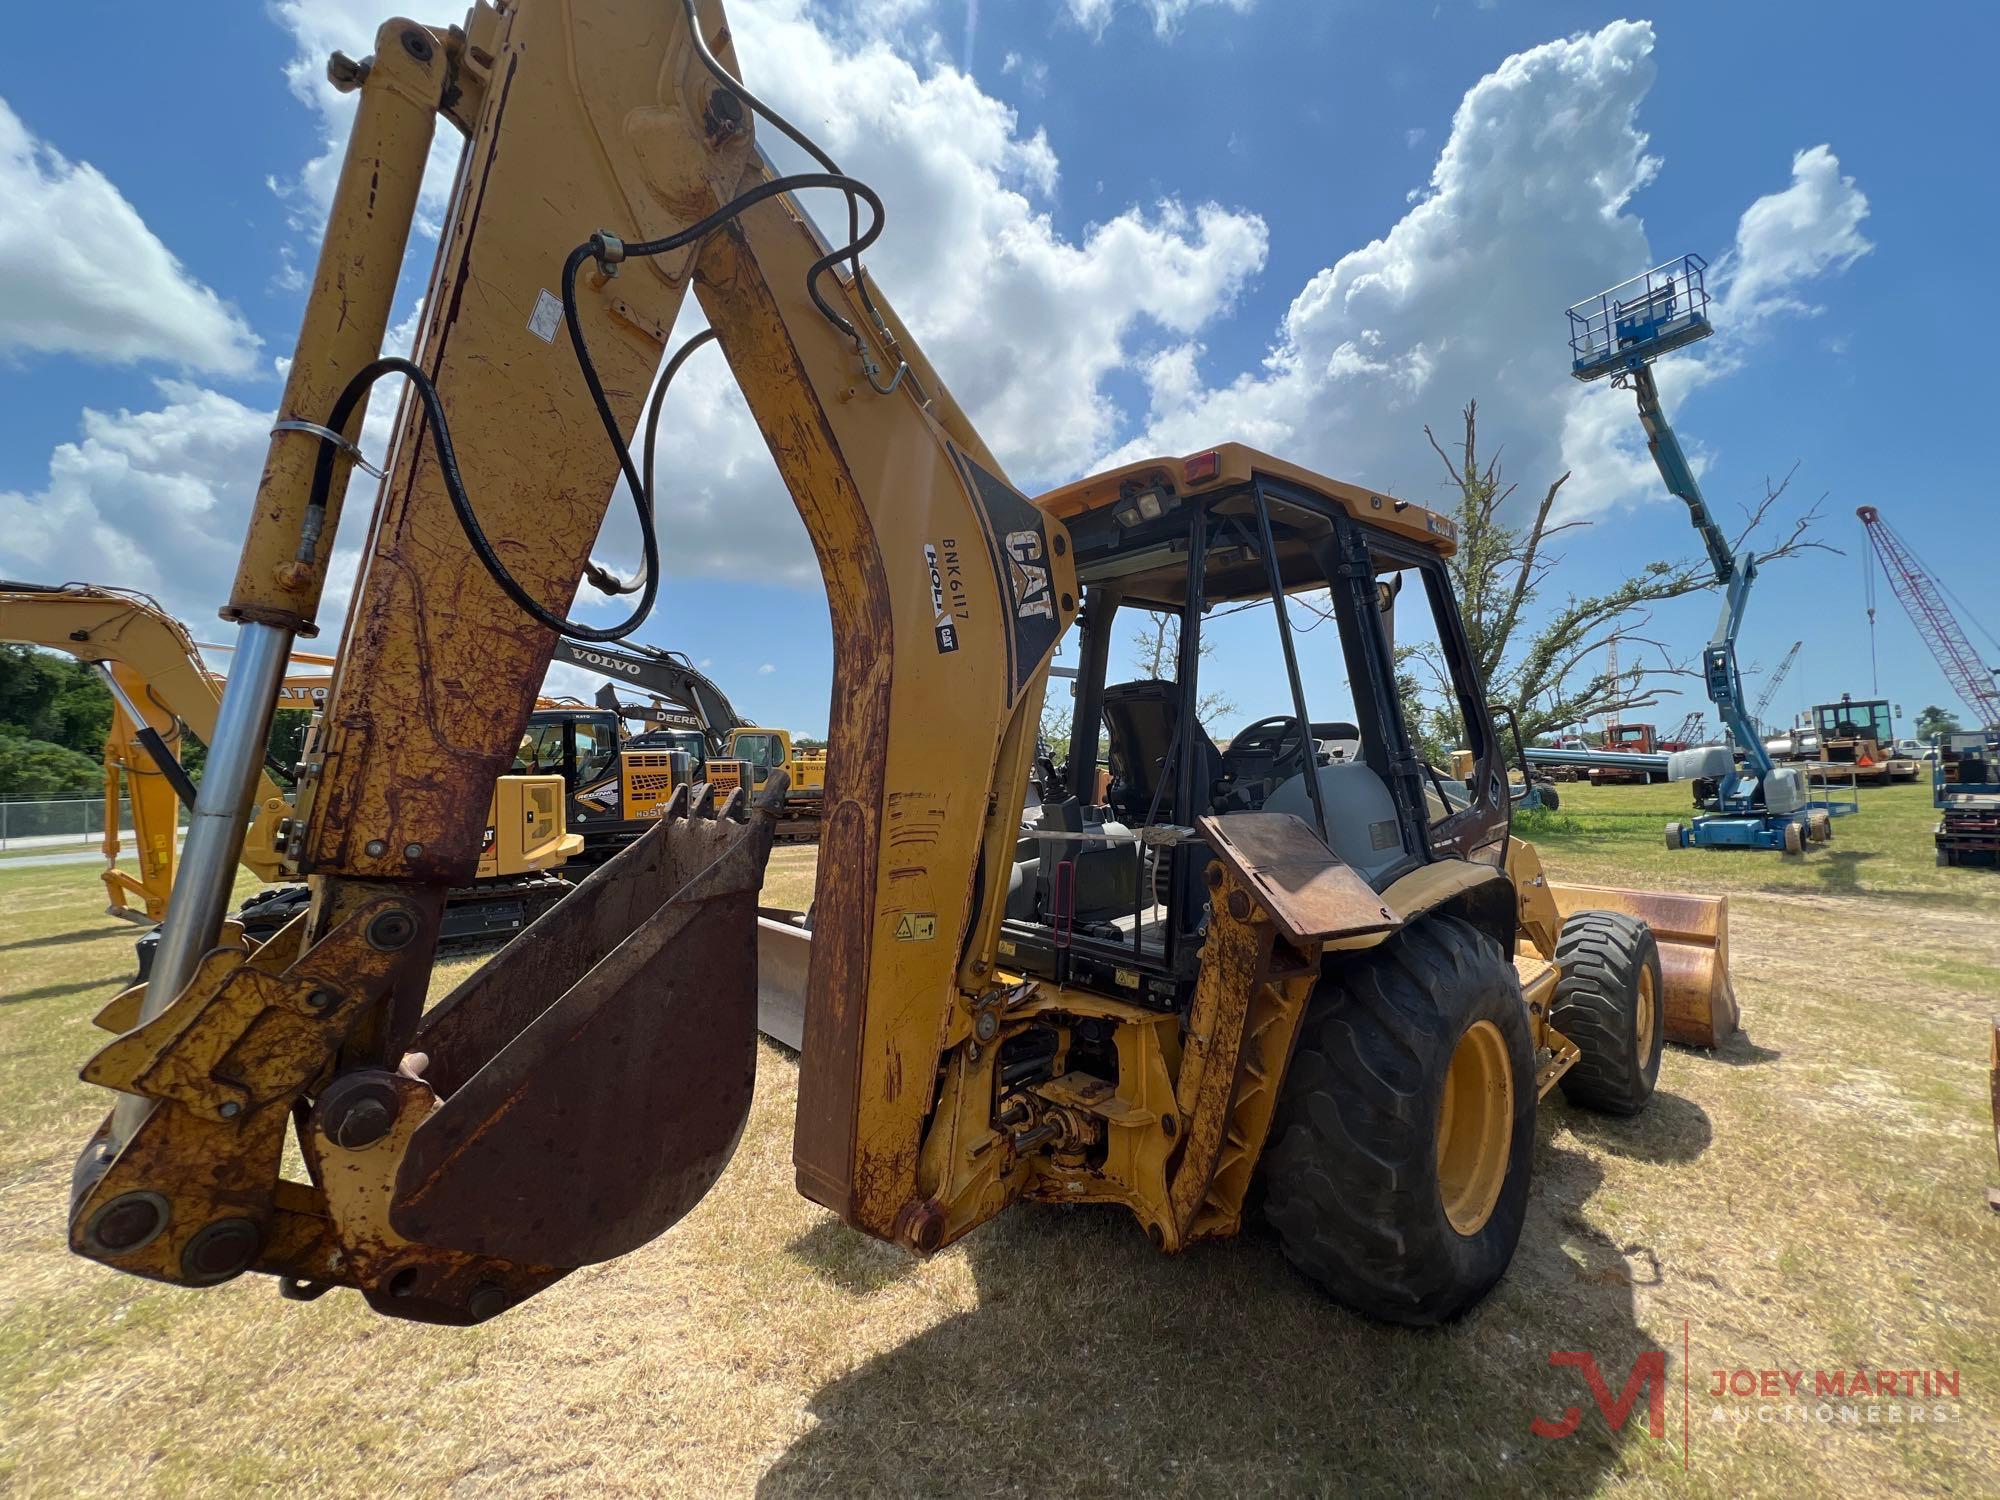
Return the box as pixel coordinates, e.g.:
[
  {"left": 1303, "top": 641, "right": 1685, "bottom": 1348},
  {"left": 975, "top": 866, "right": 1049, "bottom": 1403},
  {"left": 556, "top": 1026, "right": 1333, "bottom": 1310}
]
[{"left": 3, "top": 784, "right": 1997, "bottom": 1496}]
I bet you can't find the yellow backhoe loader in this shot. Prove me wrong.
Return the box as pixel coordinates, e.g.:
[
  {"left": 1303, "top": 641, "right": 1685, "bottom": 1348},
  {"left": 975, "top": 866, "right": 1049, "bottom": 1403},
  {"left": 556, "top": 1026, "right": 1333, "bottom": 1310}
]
[
  {"left": 65, "top": 0, "right": 1736, "bottom": 1328},
  {"left": 2, "top": 580, "right": 580, "bottom": 950}
]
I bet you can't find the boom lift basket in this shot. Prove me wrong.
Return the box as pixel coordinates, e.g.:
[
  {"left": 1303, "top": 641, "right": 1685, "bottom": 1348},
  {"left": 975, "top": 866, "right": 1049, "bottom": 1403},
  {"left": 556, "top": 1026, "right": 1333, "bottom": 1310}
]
[{"left": 1567, "top": 254, "right": 1713, "bottom": 381}]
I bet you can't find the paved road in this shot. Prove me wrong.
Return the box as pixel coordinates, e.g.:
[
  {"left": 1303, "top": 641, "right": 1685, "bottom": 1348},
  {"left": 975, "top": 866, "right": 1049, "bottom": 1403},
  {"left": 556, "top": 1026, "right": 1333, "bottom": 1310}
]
[
  {"left": 0, "top": 850, "right": 119, "bottom": 869},
  {"left": 0, "top": 832, "right": 122, "bottom": 851}
]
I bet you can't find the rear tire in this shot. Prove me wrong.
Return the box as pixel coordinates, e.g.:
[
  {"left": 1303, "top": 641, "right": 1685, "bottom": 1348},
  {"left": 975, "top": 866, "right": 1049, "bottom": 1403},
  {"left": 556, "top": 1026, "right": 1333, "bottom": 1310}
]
[
  {"left": 1782, "top": 820, "right": 1805, "bottom": 857},
  {"left": 1551, "top": 911, "right": 1663, "bottom": 1116},
  {"left": 1807, "top": 808, "right": 1832, "bottom": 844},
  {"left": 1262, "top": 915, "right": 1534, "bottom": 1326}
]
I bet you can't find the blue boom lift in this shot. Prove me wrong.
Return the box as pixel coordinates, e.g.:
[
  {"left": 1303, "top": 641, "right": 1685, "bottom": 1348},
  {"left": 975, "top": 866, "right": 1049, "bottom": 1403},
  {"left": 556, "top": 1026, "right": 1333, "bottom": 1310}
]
[{"left": 1565, "top": 255, "right": 1854, "bottom": 855}]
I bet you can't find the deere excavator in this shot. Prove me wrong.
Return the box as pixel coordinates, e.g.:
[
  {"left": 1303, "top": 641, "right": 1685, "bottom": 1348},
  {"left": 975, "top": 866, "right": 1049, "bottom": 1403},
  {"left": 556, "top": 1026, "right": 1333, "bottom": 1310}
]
[
  {"left": 65, "top": 0, "right": 1738, "bottom": 1328},
  {"left": 2, "top": 580, "right": 579, "bottom": 949}
]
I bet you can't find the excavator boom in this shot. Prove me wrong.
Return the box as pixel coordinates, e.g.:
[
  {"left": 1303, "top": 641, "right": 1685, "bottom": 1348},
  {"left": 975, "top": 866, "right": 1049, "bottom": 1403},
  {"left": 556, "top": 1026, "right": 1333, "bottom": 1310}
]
[
  {"left": 555, "top": 637, "right": 748, "bottom": 751},
  {"left": 1, "top": 581, "right": 293, "bottom": 913}
]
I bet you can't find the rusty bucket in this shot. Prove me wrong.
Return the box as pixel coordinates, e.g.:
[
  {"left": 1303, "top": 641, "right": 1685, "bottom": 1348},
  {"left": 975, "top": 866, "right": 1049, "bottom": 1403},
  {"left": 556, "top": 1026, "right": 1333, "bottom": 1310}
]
[
  {"left": 388, "top": 778, "right": 784, "bottom": 1267},
  {"left": 1548, "top": 882, "right": 1738, "bottom": 1048}
]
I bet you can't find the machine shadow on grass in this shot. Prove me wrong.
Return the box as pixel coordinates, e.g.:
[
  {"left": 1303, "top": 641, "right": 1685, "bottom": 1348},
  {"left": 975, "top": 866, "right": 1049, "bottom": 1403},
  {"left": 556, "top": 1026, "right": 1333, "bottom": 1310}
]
[
  {"left": 762, "top": 1110, "right": 1699, "bottom": 1496},
  {"left": 0, "top": 925, "right": 136, "bottom": 954}
]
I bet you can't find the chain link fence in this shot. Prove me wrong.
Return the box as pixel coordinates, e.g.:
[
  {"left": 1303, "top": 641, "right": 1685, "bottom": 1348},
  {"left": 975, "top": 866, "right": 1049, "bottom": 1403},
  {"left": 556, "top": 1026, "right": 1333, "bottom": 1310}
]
[{"left": 0, "top": 794, "right": 188, "bottom": 851}]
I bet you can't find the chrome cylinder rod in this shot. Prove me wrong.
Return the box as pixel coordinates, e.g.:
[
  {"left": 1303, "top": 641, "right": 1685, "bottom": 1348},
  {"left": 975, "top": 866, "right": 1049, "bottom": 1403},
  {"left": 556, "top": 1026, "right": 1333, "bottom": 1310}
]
[{"left": 111, "top": 621, "right": 293, "bottom": 1139}]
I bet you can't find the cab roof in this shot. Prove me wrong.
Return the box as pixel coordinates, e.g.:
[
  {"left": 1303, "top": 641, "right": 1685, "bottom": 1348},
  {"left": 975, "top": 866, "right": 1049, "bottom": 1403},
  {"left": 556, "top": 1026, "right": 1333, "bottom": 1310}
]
[
  {"left": 1033, "top": 443, "right": 1458, "bottom": 610},
  {"left": 1034, "top": 443, "right": 1457, "bottom": 554}
]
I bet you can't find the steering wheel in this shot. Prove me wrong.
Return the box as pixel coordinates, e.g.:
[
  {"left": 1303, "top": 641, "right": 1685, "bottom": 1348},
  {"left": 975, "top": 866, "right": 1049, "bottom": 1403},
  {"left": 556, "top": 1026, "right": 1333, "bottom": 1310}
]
[{"left": 1224, "top": 715, "right": 1312, "bottom": 775}]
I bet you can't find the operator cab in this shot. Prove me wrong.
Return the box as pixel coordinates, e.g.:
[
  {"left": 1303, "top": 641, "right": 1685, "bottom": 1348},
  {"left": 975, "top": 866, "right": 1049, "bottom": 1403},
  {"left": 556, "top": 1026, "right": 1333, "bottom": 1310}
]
[
  {"left": 997, "top": 445, "right": 1510, "bottom": 1012},
  {"left": 1811, "top": 696, "right": 1894, "bottom": 756},
  {"left": 516, "top": 705, "right": 645, "bottom": 863}
]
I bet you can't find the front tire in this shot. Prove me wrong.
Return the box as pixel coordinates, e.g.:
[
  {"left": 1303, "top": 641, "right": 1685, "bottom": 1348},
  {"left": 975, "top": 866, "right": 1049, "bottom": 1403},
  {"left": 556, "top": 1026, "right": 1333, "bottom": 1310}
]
[
  {"left": 1262, "top": 915, "right": 1535, "bottom": 1326},
  {"left": 1551, "top": 911, "right": 1663, "bottom": 1115}
]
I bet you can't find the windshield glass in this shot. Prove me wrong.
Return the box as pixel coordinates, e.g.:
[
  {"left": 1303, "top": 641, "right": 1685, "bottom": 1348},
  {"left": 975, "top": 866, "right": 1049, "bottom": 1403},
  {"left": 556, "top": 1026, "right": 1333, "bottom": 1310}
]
[{"left": 1816, "top": 702, "right": 1891, "bottom": 739}]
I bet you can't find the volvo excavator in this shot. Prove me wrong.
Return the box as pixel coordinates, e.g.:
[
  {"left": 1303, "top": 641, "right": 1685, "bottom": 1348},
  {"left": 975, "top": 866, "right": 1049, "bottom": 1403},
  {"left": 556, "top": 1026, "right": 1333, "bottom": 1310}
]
[
  {"left": 553, "top": 635, "right": 829, "bottom": 842},
  {"left": 2, "top": 580, "right": 579, "bottom": 948},
  {"left": 65, "top": 0, "right": 1738, "bottom": 1328}
]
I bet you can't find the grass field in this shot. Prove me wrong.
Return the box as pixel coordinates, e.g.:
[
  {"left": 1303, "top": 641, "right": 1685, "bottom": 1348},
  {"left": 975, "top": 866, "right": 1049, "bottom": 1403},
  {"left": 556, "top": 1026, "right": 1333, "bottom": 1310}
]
[{"left": 2, "top": 784, "right": 1996, "bottom": 1496}]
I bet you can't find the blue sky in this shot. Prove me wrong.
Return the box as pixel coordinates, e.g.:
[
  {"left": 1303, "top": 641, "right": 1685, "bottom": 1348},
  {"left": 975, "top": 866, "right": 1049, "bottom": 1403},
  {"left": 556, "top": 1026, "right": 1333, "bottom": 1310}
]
[{"left": 2, "top": 0, "right": 1995, "bottom": 739}]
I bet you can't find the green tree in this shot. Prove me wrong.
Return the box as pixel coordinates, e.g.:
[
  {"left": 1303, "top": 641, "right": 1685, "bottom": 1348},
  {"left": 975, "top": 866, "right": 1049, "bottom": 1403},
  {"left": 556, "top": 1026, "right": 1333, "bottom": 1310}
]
[
  {"left": 1415, "top": 400, "right": 1831, "bottom": 744},
  {"left": 0, "top": 643, "right": 112, "bottom": 758},
  {"left": 0, "top": 733, "right": 103, "bottom": 797},
  {"left": 1914, "top": 705, "right": 1963, "bottom": 744}
]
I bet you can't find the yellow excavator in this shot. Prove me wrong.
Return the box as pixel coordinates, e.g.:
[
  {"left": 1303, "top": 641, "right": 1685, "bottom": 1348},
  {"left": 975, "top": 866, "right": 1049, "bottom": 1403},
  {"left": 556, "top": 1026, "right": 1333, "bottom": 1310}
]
[
  {"left": 65, "top": 0, "right": 1737, "bottom": 1327},
  {"left": 1, "top": 580, "right": 579, "bottom": 949}
]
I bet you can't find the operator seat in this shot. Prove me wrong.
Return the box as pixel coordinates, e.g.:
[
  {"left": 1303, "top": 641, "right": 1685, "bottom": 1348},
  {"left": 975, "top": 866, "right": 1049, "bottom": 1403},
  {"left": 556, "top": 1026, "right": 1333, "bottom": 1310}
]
[{"left": 1101, "top": 679, "right": 1225, "bottom": 823}]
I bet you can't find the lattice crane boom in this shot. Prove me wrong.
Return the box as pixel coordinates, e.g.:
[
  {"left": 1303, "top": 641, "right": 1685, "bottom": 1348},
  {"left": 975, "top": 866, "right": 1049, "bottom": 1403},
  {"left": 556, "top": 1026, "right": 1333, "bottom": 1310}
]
[
  {"left": 1857, "top": 506, "right": 2000, "bottom": 730},
  {"left": 1751, "top": 639, "right": 1802, "bottom": 735}
]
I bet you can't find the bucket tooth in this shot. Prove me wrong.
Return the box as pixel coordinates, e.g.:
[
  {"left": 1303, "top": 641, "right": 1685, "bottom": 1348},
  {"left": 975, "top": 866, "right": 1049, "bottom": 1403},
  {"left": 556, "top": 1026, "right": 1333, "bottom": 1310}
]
[{"left": 659, "top": 781, "right": 690, "bottom": 821}]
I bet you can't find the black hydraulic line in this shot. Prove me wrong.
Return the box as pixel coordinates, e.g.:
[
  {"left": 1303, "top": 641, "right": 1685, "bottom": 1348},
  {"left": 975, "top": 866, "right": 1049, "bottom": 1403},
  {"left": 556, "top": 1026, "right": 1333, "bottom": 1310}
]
[
  {"left": 675, "top": 0, "right": 898, "bottom": 355},
  {"left": 641, "top": 327, "right": 720, "bottom": 524},
  {"left": 1251, "top": 479, "right": 1330, "bottom": 846},
  {"left": 130, "top": 726, "right": 199, "bottom": 810},
  {"left": 90, "top": 664, "right": 198, "bottom": 809},
  {"left": 299, "top": 172, "right": 886, "bottom": 642}
]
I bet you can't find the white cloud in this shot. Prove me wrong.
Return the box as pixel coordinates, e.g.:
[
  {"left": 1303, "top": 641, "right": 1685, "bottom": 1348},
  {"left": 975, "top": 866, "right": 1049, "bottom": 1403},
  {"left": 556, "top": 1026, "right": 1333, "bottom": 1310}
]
[
  {"left": 1062, "top": 0, "right": 1255, "bottom": 40},
  {"left": 1560, "top": 142, "right": 1870, "bottom": 518},
  {"left": 1109, "top": 21, "right": 1871, "bottom": 531},
  {"left": 0, "top": 291, "right": 422, "bottom": 637},
  {"left": 759, "top": 662, "right": 778, "bottom": 674},
  {"left": 0, "top": 98, "right": 259, "bottom": 374},
  {"left": 0, "top": 6, "right": 1872, "bottom": 662},
  {"left": 267, "top": 1, "right": 463, "bottom": 237},
  {"left": 1002, "top": 49, "right": 1050, "bottom": 96},
  {"left": 1713, "top": 144, "right": 1872, "bottom": 329},
  {"left": 594, "top": 0, "right": 1267, "bottom": 584},
  {"left": 0, "top": 382, "right": 271, "bottom": 618}
]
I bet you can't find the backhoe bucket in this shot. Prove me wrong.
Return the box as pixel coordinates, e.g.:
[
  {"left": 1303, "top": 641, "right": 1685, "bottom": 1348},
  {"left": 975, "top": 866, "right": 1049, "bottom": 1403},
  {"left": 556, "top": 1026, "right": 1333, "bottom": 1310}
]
[
  {"left": 1550, "top": 882, "right": 1738, "bottom": 1048},
  {"left": 387, "top": 779, "right": 784, "bottom": 1268}
]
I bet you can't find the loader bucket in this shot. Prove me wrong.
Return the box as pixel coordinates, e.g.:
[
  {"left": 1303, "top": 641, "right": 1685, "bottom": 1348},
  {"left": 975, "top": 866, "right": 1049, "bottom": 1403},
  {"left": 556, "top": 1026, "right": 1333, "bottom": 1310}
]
[
  {"left": 1549, "top": 882, "right": 1739, "bottom": 1048},
  {"left": 387, "top": 779, "right": 784, "bottom": 1268}
]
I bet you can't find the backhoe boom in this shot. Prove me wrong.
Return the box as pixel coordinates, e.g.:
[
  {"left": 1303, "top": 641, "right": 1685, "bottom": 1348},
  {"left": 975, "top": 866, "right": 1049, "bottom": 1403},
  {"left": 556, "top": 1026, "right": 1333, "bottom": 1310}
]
[{"left": 67, "top": 0, "right": 1071, "bottom": 1314}]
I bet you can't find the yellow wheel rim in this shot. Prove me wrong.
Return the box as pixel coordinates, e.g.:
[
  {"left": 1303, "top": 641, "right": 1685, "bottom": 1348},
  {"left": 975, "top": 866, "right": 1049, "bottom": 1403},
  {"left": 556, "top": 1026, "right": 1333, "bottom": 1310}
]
[
  {"left": 1636, "top": 965, "right": 1656, "bottom": 1057},
  {"left": 1436, "top": 1020, "right": 1513, "bottom": 1237}
]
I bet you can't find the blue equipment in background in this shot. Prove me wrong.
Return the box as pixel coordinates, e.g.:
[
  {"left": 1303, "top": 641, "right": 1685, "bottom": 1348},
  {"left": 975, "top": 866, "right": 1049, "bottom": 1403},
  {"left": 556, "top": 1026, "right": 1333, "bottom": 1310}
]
[{"left": 1565, "top": 255, "right": 1855, "bottom": 854}]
